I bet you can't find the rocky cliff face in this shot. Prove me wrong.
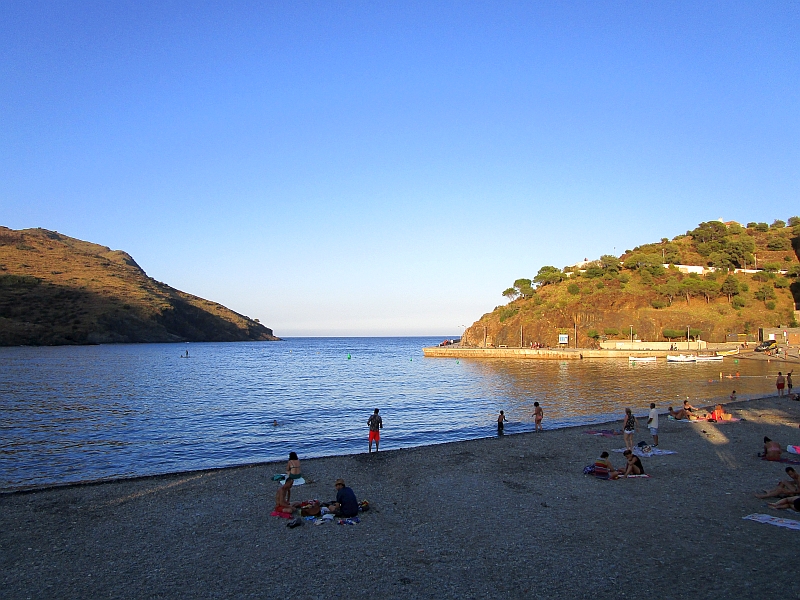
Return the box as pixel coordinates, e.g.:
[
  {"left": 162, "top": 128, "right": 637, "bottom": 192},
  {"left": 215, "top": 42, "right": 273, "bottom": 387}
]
[{"left": 0, "top": 227, "right": 279, "bottom": 345}]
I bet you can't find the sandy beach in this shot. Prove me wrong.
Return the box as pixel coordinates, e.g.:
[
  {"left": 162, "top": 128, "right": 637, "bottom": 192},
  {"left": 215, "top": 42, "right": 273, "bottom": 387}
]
[{"left": 2, "top": 395, "right": 800, "bottom": 599}]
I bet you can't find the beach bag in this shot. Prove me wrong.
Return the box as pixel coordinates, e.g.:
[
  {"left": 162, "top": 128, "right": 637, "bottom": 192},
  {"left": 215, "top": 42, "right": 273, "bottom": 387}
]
[
  {"left": 583, "top": 465, "right": 595, "bottom": 475},
  {"left": 300, "top": 501, "right": 321, "bottom": 517},
  {"left": 359, "top": 500, "right": 370, "bottom": 512}
]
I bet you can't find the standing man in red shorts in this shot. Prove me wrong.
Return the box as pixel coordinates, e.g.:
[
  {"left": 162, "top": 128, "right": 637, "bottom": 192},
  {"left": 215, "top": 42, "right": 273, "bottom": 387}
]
[{"left": 368, "top": 408, "right": 383, "bottom": 452}]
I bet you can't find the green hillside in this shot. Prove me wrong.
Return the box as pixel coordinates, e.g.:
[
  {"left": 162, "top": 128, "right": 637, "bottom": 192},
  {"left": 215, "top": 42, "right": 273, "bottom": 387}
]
[{"left": 463, "top": 218, "right": 800, "bottom": 347}]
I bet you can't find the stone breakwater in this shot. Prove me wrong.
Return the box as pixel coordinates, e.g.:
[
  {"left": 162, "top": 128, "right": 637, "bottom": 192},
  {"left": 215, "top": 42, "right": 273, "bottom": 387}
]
[{"left": 422, "top": 346, "right": 675, "bottom": 359}]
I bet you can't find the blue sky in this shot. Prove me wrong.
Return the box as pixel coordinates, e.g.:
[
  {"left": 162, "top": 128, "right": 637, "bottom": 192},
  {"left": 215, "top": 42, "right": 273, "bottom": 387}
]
[{"left": 1, "top": 2, "right": 798, "bottom": 335}]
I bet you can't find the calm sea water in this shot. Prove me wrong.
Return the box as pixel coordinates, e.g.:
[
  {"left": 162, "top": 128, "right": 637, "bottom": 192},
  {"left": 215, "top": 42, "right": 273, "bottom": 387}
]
[{"left": 0, "top": 337, "right": 781, "bottom": 489}]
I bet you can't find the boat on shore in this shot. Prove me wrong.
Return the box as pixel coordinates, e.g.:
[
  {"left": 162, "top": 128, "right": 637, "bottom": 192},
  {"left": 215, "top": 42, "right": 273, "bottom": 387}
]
[
  {"left": 667, "top": 354, "right": 696, "bottom": 363},
  {"left": 628, "top": 356, "right": 657, "bottom": 363},
  {"left": 717, "top": 348, "right": 740, "bottom": 356}
]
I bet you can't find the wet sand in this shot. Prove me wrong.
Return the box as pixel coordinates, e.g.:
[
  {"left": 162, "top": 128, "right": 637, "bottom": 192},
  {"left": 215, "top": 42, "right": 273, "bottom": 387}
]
[{"left": 2, "top": 395, "right": 799, "bottom": 599}]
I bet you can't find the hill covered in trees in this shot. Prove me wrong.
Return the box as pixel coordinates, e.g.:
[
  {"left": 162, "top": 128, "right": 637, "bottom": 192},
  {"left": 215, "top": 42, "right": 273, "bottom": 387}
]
[
  {"left": 462, "top": 218, "right": 800, "bottom": 348},
  {"left": 0, "top": 227, "right": 279, "bottom": 346}
]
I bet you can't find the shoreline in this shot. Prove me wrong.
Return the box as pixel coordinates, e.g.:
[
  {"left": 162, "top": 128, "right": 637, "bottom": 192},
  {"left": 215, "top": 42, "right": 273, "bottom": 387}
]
[
  {"left": 2, "top": 394, "right": 800, "bottom": 598},
  {"left": 1, "top": 393, "right": 784, "bottom": 496}
]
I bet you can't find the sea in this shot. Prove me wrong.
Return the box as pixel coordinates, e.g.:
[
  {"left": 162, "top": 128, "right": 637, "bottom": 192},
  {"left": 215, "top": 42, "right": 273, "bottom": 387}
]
[{"left": 0, "top": 337, "right": 781, "bottom": 490}]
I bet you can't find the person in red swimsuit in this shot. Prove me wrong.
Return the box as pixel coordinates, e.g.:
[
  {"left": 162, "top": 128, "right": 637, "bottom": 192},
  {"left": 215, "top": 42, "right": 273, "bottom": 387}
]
[{"left": 368, "top": 408, "right": 383, "bottom": 452}]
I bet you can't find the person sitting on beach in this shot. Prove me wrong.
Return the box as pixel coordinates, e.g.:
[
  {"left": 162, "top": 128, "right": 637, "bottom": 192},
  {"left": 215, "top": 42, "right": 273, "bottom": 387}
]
[
  {"left": 327, "top": 478, "right": 359, "bottom": 518},
  {"left": 683, "top": 400, "right": 699, "bottom": 413},
  {"left": 621, "top": 450, "right": 645, "bottom": 477},
  {"left": 285, "top": 452, "right": 302, "bottom": 480},
  {"left": 767, "top": 496, "right": 800, "bottom": 512},
  {"left": 593, "top": 452, "right": 620, "bottom": 480},
  {"left": 762, "top": 437, "right": 783, "bottom": 461},
  {"left": 710, "top": 404, "right": 727, "bottom": 421},
  {"left": 755, "top": 467, "right": 800, "bottom": 499},
  {"left": 274, "top": 479, "right": 295, "bottom": 514}
]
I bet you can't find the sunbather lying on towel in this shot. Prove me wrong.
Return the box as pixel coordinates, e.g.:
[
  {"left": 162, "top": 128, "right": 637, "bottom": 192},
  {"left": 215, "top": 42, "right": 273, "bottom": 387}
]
[
  {"left": 762, "top": 437, "right": 783, "bottom": 461},
  {"left": 621, "top": 450, "right": 645, "bottom": 477},
  {"left": 756, "top": 467, "right": 800, "bottom": 498},
  {"left": 767, "top": 496, "right": 800, "bottom": 512},
  {"left": 668, "top": 406, "right": 691, "bottom": 420}
]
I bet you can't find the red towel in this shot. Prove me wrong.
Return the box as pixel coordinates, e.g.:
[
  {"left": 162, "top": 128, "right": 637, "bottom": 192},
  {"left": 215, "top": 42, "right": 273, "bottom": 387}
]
[{"left": 270, "top": 510, "right": 293, "bottom": 519}]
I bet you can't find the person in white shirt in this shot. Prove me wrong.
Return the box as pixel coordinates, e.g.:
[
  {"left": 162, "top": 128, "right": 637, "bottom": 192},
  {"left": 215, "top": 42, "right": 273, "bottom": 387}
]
[{"left": 647, "top": 402, "right": 659, "bottom": 447}]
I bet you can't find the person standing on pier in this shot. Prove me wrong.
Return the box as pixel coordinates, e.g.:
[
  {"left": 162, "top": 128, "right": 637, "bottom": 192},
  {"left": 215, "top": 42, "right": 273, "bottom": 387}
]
[{"left": 368, "top": 408, "right": 383, "bottom": 452}]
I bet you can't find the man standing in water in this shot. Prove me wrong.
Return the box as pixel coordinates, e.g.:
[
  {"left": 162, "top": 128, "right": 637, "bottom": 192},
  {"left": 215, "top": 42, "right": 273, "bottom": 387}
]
[
  {"left": 368, "top": 408, "right": 383, "bottom": 452},
  {"left": 777, "top": 372, "right": 786, "bottom": 397}
]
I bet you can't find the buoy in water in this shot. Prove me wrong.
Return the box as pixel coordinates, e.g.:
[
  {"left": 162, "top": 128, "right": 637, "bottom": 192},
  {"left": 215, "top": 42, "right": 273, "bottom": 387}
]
[{"left": 347, "top": 353, "right": 351, "bottom": 360}]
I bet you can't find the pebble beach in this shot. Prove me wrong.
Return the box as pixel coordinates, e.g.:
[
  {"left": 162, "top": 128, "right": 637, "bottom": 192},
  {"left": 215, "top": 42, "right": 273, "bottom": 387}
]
[{"left": 2, "top": 395, "right": 799, "bottom": 599}]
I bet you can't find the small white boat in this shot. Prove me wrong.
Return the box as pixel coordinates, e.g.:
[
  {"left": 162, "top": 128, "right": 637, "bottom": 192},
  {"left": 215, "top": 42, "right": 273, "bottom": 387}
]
[
  {"left": 695, "top": 355, "right": 724, "bottom": 362},
  {"left": 667, "top": 354, "right": 697, "bottom": 363},
  {"left": 628, "top": 356, "right": 656, "bottom": 363}
]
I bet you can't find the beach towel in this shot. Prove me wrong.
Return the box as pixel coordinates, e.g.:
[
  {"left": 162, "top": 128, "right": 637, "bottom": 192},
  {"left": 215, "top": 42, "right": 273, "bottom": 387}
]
[
  {"left": 668, "top": 416, "right": 740, "bottom": 423},
  {"left": 584, "top": 429, "right": 623, "bottom": 437},
  {"left": 788, "top": 445, "right": 800, "bottom": 455},
  {"left": 613, "top": 448, "right": 676, "bottom": 458},
  {"left": 762, "top": 456, "right": 800, "bottom": 466},
  {"left": 742, "top": 513, "right": 800, "bottom": 531},
  {"left": 270, "top": 511, "right": 294, "bottom": 519},
  {"left": 274, "top": 476, "right": 306, "bottom": 486},
  {"left": 622, "top": 474, "right": 651, "bottom": 478}
]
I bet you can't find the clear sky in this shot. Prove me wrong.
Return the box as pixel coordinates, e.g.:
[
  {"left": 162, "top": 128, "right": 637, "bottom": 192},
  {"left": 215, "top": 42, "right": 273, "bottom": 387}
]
[{"left": 1, "top": 2, "right": 798, "bottom": 336}]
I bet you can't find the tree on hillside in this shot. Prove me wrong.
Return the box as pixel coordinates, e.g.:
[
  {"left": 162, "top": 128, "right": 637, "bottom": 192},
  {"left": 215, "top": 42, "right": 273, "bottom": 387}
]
[
  {"left": 680, "top": 277, "right": 703, "bottom": 305},
  {"left": 754, "top": 284, "right": 776, "bottom": 303},
  {"left": 502, "top": 287, "right": 518, "bottom": 301},
  {"left": 513, "top": 278, "right": 535, "bottom": 299},
  {"left": 689, "top": 221, "right": 728, "bottom": 243},
  {"left": 772, "top": 219, "right": 786, "bottom": 229},
  {"left": 657, "top": 277, "right": 682, "bottom": 305},
  {"left": 533, "top": 266, "right": 564, "bottom": 287},
  {"left": 600, "top": 254, "right": 621, "bottom": 273},
  {"left": 623, "top": 252, "right": 662, "bottom": 271},
  {"left": 767, "top": 237, "right": 791, "bottom": 251},
  {"left": 699, "top": 279, "right": 720, "bottom": 303},
  {"left": 788, "top": 216, "right": 800, "bottom": 227},
  {"left": 787, "top": 265, "right": 800, "bottom": 278},
  {"left": 720, "top": 275, "right": 741, "bottom": 302}
]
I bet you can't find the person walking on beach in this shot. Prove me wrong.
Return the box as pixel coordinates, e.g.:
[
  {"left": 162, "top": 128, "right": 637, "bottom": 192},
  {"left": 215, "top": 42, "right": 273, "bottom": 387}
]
[
  {"left": 368, "top": 409, "right": 383, "bottom": 452},
  {"left": 622, "top": 408, "right": 636, "bottom": 451},
  {"left": 533, "top": 402, "right": 543, "bottom": 432},
  {"left": 777, "top": 372, "right": 786, "bottom": 397},
  {"left": 646, "top": 403, "right": 658, "bottom": 447},
  {"left": 497, "top": 410, "right": 507, "bottom": 434}
]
